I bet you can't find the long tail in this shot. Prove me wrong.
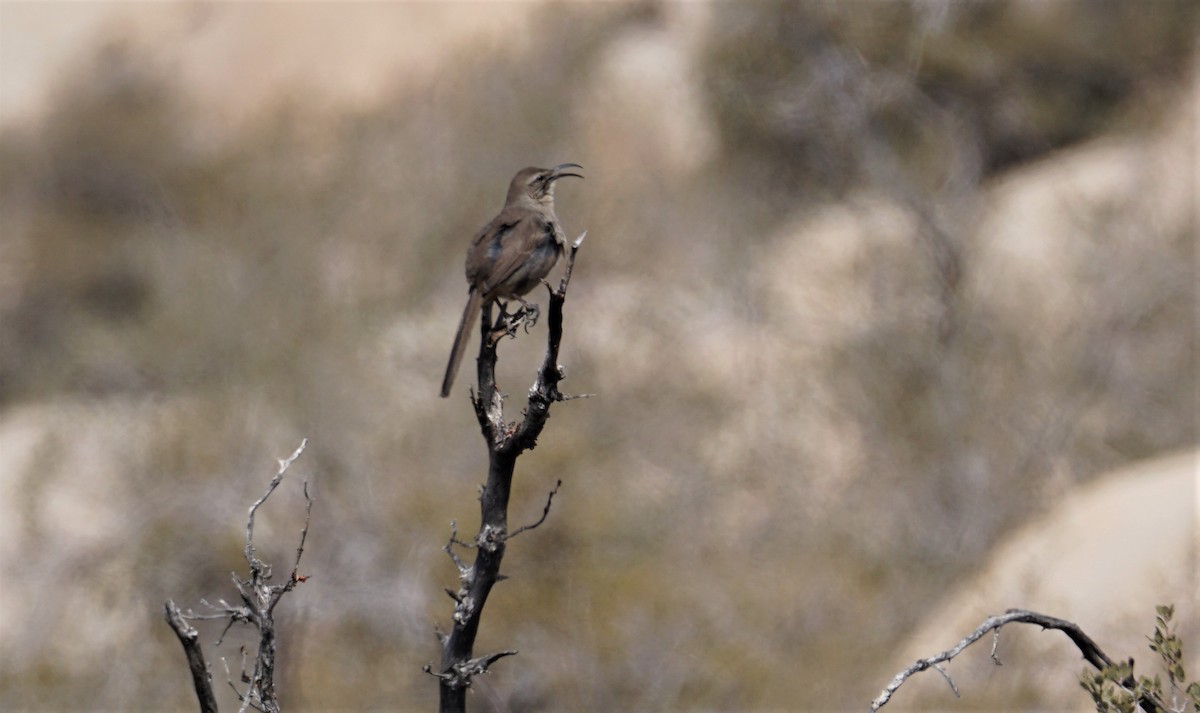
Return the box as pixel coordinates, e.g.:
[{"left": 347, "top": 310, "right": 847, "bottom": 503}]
[{"left": 441, "top": 288, "right": 483, "bottom": 397}]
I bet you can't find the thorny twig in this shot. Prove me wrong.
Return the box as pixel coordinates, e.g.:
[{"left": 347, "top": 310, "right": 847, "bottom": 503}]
[{"left": 510, "top": 480, "right": 563, "bottom": 538}]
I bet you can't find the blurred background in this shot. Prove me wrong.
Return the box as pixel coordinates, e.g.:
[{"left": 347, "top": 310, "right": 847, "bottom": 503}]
[{"left": 0, "top": 2, "right": 1196, "bottom": 711}]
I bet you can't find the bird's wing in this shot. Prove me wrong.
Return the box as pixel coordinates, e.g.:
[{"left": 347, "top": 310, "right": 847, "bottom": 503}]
[
  {"left": 470, "top": 209, "right": 551, "bottom": 295},
  {"left": 466, "top": 211, "right": 517, "bottom": 285}
]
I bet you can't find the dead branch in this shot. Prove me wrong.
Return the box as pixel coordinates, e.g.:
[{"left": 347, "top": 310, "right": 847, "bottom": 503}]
[
  {"left": 164, "top": 439, "right": 313, "bottom": 713},
  {"left": 509, "top": 480, "right": 563, "bottom": 539},
  {"left": 870, "top": 608, "right": 1168, "bottom": 713},
  {"left": 164, "top": 599, "right": 220, "bottom": 713}
]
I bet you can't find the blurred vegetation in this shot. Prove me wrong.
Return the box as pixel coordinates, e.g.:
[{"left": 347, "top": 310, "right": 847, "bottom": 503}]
[
  {"left": 704, "top": 1, "right": 1198, "bottom": 191},
  {"left": 0, "top": 2, "right": 1195, "bottom": 711}
]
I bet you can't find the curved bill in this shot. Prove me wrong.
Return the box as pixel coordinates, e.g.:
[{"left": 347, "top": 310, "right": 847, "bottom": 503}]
[{"left": 550, "top": 162, "right": 584, "bottom": 180}]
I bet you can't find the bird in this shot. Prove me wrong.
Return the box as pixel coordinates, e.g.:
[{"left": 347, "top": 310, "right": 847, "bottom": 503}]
[{"left": 440, "top": 163, "right": 583, "bottom": 398}]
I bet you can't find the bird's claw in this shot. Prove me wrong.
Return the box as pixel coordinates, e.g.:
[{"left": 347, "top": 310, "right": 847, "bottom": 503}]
[
  {"left": 490, "top": 299, "right": 539, "bottom": 340},
  {"left": 519, "top": 302, "right": 539, "bottom": 333}
]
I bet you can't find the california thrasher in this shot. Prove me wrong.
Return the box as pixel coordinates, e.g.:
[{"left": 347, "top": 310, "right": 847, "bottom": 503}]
[{"left": 440, "top": 163, "right": 583, "bottom": 397}]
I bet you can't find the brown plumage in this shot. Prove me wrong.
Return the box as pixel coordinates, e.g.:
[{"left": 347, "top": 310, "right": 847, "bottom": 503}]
[{"left": 441, "top": 163, "right": 583, "bottom": 397}]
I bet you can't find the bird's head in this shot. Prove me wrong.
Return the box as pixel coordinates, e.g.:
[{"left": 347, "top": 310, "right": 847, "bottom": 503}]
[{"left": 506, "top": 163, "right": 584, "bottom": 208}]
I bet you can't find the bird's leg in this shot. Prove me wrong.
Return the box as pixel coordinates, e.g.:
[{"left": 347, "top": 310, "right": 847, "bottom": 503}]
[
  {"left": 513, "top": 296, "right": 539, "bottom": 333},
  {"left": 486, "top": 299, "right": 515, "bottom": 344},
  {"left": 492, "top": 296, "right": 539, "bottom": 337},
  {"left": 487, "top": 298, "right": 537, "bottom": 343}
]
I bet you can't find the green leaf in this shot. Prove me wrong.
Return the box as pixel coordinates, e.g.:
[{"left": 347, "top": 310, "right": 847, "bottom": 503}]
[{"left": 1184, "top": 680, "right": 1200, "bottom": 703}]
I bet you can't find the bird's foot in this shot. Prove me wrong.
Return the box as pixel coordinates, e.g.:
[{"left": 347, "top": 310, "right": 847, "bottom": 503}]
[
  {"left": 489, "top": 299, "right": 539, "bottom": 341},
  {"left": 502, "top": 297, "right": 539, "bottom": 331},
  {"left": 517, "top": 301, "right": 539, "bottom": 333}
]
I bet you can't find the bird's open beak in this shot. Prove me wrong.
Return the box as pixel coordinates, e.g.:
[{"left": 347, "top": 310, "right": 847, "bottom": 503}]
[{"left": 550, "top": 163, "right": 584, "bottom": 181}]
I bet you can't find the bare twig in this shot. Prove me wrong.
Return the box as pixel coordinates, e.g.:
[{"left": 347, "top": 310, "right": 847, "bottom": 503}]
[
  {"left": 426, "top": 651, "right": 519, "bottom": 687},
  {"left": 527, "top": 232, "right": 587, "bottom": 407},
  {"left": 442, "top": 521, "right": 472, "bottom": 573},
  {"left": 931, "top": 663, "right": 959, "bottom": 698},
  {"left": 245, "top": 439, "right": 309, "bottom": 570},
  {"left": 870, "top": 609, "right": 1168, "bottom": 712},
  {"left": 272, "top": 480, "right": 314, "bottom": 615},
  {"left": 510, "top": 480, "right": 562, "bottom": 538},
  {"left": 164, "top": 439, "right": 314, "bottom": 713},
  {"left": 164, "top": 600, "right": 219, "bottom": 713}
]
